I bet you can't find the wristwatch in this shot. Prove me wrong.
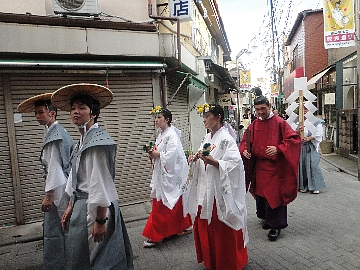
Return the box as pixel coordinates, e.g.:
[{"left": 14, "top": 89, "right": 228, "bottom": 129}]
[{"left": 95, "top": 217, "right": 108, "bottom": 225}]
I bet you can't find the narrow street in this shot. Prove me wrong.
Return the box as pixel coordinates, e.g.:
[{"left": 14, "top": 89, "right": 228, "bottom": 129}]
[{"left": 0, "top": 158, "right": 359, "bottom": 270}]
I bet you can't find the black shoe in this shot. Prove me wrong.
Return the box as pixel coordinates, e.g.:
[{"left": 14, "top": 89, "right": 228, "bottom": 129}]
[
  {"left": 262, "top": 223, "right": 271, "bottom": 230},
  {"left": 267, "top": 229, "right": 281, "bottom": 241}
]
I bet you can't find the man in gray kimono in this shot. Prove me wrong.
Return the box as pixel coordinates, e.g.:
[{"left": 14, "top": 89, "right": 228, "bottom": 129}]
[
  {"left": 18, "top": 93, "right": 73, "bottom": 270},
  {"left": 298, "top": 107, "right": 326, "bottom": 194},
  {"left": 52, "top": 83, "right": 133, "bottom": 270}
]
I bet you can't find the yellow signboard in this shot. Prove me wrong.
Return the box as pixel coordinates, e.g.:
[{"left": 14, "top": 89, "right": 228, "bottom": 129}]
[
  {"left": 271, "top": 84, "right": 278, "bottom": 96},
  {"left": 323, "top": 0, "right": 355, "bottom": 49},
  {"left": 240, "top": 70, "right": 251, "bottom": 89}
]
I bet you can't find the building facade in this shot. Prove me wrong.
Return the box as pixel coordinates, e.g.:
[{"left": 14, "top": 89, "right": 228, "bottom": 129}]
[{"left": 0, "top": 0, "right": 235, "bottom": 226}]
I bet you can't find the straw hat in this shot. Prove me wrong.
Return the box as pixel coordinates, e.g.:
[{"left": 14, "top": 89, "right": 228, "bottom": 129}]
[
  {"left": 17, "top": 93, "right": 53, "bottom": 113},
  {"left": 51, "top": 83, "right": 113, "bottom": 112}
]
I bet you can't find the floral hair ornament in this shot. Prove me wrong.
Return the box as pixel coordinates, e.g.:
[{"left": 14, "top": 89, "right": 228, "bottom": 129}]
[
  {"left": 196, "top": 103, "right": 215, "bottom": 115},
  {"left": 150, "top": 106, "right": 163, "bottom": 114}
]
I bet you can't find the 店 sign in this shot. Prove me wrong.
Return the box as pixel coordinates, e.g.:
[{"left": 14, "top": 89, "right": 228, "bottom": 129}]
[{"left": 169, "top": 0, "right": 193, "bottom": 21}]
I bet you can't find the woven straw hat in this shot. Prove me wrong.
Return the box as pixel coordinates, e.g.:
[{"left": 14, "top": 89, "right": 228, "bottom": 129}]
[
  {"left": 17, "top": 93, "right": 53, "bottom": 113},
  {"left": 51, "top": 83, "right": 113, "bottom": 112}
]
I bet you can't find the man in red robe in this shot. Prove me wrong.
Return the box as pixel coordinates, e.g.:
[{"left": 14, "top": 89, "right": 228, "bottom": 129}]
[{"left": 239, "top": 96, "right": 301, "bottom": 241}]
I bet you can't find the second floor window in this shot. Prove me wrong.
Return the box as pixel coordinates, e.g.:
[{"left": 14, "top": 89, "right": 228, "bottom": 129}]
[{"left": 292, "top": 45, "right": 299, "bottom": 71}]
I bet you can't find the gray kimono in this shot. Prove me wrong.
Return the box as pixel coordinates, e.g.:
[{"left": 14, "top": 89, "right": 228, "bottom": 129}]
[{"left": 65, "top": 126, "right": 133, "bottom": 270}]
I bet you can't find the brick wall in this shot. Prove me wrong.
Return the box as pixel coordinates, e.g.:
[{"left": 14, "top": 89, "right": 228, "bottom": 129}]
[{"left": 304, "top": 12, "right": 328, "bottom": 79}]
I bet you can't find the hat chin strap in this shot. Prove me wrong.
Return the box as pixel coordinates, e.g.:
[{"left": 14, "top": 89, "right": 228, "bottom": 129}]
[
  {"left": 42, "top": 116, "right": 53, "bottom": 140},
  {"left": 77, "top": 117, "right": 93, "bottom": 134}
]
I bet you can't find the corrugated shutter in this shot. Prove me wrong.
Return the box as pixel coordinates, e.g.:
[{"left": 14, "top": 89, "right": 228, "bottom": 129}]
[
  {"left": 166, "top": 72, "right": 190, "bottom": 150},
  {"left": 9, "top": 72, "right": 153, "bottom": 224},
  {"left": 0, "top": 75, "right": 18, "bottom": 226}
]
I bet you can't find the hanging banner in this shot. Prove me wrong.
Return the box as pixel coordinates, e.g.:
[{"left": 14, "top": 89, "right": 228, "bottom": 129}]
[
  {"left": 240, "top": 70, "right": 251, "bottom": 90},
  {"left": 271, "top": 84, "right": 279, "bottom": 97},
  {"left": 169, "top": 0, "right": 193, "bottom": 21},
  {"left": 323, "top": 0, "right": 355, "bottom": 49}
]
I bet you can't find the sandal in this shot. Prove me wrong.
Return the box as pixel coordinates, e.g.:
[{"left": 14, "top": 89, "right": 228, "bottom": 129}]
[
  {"left": 143, "top": 239, "right": 162, "bottom": 248},
  {"left": 177, "top": 226, "right": 193, "bottom": 236}
]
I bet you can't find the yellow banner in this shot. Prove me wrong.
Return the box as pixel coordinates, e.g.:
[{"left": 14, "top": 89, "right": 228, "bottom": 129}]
[
  {"left": 240, "top": 70, "right": 251, "bottom": 89},
  {"left": 323, "top": 0, "right": 355, "bottom": 49},
  {"left": 271, "top": 84, "right": 278, "bottom": 96}
]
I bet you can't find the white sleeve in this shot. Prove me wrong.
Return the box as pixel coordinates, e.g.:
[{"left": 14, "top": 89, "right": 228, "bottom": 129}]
[
  {"left": 42, "top": 141, "right": 68, "bottom": 206},
  {"left": 85, "top": 146, "right": 119, "bottom": 220}
]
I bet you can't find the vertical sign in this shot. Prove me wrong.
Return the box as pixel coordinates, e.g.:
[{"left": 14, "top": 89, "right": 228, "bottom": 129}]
[
  {"left": 271, "top": 84, "right": 279, "bottom": 97},
  {"left": 239, "top": 70, "right": 251, "bottom": 90},
  {"left": 323, "top": 0, "right": 355, "bottom": 49},
  {"left": 169, "top": 0, "right": 193, "bottom": 21}
]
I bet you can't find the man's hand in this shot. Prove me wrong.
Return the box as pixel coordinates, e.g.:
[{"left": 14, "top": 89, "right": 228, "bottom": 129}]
[
  {"left": 41, "top": 191, "right": 54, "bottom": 212},
  {"left": 302, "top": 136, "right": 313, "bottom": 142},
  {"left": 92, "top": 222, "right": 107, "bottom": 243},
  {"left": 242, "top": 149, "right": 251, "bottom": 159},
  {"left": 296, "top": 126, "right": 303, "bottom": 135},
  {"left": 61, "top": 200, "right": 73, "bottom": 231},
  {"left": 265, "top": 146, "right": 277, "bottom": 156}
]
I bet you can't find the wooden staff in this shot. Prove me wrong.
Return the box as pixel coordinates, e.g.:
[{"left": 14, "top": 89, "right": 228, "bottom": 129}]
[{"left": 299, "top": 90, "right": 304, "bottom": 138}]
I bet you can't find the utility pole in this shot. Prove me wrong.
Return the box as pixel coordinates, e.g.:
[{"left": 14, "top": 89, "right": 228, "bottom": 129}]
[
  {"left": 357, "top": 0, "right": 360, "bottom": 180},
  {"left": 270, "top": 0, "right": 276, "bottom": 84}
]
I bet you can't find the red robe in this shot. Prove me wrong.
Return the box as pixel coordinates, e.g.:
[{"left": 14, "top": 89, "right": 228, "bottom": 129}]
[{"left": 239, "top": 115, "right": 301, "bottom": 209}]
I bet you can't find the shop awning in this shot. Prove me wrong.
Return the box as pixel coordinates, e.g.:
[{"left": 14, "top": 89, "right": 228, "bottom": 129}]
[
  {"left": 307, "top": 67, "right": 332, "bottom": 90},
  {"left": 176, "top": 71, "right": 209, "bottom": 91},
  {"left": 188, "top": 74, "right": 209, "bottom": 90},
  {"left": 0, "top": 59, "right": 166, "bottom": 70}
]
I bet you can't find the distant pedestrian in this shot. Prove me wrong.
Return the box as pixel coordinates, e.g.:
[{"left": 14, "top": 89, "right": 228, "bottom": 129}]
[
  {"left": 17, "top": 93, "right": 73, "bottom": 270},
  {"left": 240, "top": 95, "right": 301, "bottom": 242},
  {"left": 187, "top": 103, "right": 248, "bottom": 269},
  {"left": 52, "top": 83, "right": 133, "bottom": 270},
  {"left": 242, "top": 114, "right": 250, "bottom": 130},
  {"left": 142, "top": 106, "right": 192, "bottom": 248},
  {"left": 282, "top": 111, "right": 289, "bottom": 120},
  {"left": 297, "top": 107, "right": 326, "bottom": 194}
]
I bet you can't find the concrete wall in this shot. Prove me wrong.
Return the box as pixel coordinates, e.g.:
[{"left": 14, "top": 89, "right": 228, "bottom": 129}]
[
  {"left": 0, "top": 22, "right": 166, "bottom": 57},
  {"left": 328, "top": 47, "right": 357, "bottom": 65},
  {"left": 0, "top": 0, "right": 153, "bottom": 22}
]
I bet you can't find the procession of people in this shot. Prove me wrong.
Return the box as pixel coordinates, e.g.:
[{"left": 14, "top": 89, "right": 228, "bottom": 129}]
[{"left": 17, "top": 82, "right": 326, "bottom": 270}]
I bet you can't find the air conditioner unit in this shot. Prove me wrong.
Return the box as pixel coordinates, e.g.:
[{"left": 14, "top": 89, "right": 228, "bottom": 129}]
[{"left": 53, "top": 0, "right": 101, "bottom": 16}]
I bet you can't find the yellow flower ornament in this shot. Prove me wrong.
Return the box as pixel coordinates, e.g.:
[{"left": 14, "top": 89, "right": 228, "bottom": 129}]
[
  {"left": 197, "top": 103, "right": 214, "bottom": 115},
  {"left": 150, "top": 106, "right": 163, "bottom": 114}
]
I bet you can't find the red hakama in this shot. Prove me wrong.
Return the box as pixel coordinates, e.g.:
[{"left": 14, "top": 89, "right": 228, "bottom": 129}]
[
  {"left": 194, "top": 205, "right": 248, "bottom": 270},
  {"left": 142, "top": 196, "right": 192, "bottom": 242}
]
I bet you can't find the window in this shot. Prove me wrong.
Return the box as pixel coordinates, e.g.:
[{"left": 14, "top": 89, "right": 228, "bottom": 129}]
[{"left": 291, "top": 45, "right": 299, "bottom": 72}]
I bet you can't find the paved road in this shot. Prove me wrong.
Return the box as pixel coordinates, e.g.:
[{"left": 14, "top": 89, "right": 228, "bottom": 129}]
[{"left": 1, "top": 158, "right": 359, "bottom": 269}]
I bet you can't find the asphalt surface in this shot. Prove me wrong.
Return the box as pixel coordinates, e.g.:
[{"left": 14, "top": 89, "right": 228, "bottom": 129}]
[{"left": 0, "top": 153, "right": 359, "bottom": 270}]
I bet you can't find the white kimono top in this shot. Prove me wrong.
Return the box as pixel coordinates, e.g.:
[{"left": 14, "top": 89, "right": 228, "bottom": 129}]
[
  {"left": 187, "top": 127, "right": 249, "bottom": 245},
  {"left": 304, "top": 118, "right": 324, "bottom": 152},
  {"left": 66, "top": 124, "right": 119, "bottom": 221},
  {"left": 150, "top": 125, "right": 189, "bottom": 210},
  {"left": 41, "top": 122, "right": 69, "bottom": 216}
]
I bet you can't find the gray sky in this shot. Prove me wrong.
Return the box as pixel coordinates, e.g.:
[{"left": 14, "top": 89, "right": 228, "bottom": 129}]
[{"left": 216, "top": 0, "right": 322, "bottom": 59}]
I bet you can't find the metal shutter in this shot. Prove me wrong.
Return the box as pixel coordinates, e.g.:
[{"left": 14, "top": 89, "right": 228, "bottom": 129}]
[
  {"left": 0, "top": 75, "right": 18, "bottom": 226},
  {"left": 9, "top": 72, "right": 153, "bottom": 224},
  {"left": 166, "top": 72, "right": 191, "bottom": 151}
]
